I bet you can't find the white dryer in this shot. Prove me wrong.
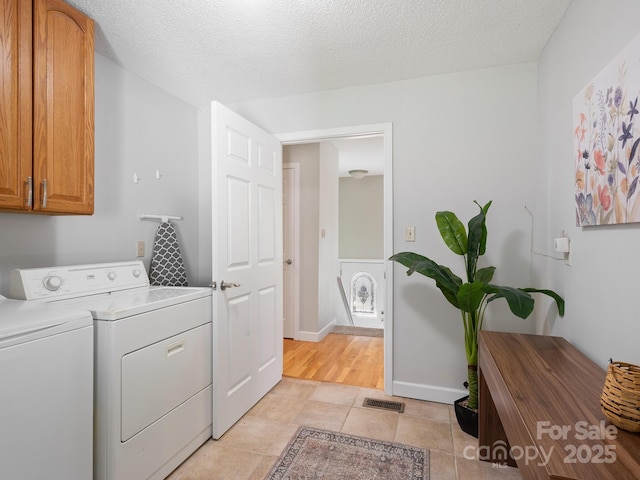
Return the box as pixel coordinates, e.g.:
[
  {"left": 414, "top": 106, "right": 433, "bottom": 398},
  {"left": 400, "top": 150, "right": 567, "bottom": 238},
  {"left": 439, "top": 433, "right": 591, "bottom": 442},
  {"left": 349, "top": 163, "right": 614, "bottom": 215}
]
[
  {"left": 10, "top": 261, "right": 213, "bottom": 480},
  {"left": 0, "top": 296, "right": 93, "bottom": 480}
]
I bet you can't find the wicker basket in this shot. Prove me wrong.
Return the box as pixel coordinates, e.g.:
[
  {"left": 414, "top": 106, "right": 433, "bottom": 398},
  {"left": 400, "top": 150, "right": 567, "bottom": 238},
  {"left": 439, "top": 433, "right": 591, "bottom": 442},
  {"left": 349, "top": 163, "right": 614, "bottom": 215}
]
[{"left": 601, "top": 361, "right": 640, "bottom": 433}]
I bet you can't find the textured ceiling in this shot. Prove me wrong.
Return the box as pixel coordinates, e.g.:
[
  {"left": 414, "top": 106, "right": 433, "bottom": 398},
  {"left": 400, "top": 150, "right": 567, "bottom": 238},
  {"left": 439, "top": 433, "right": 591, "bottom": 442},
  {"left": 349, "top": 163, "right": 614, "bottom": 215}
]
[{"left": 66, "top": 0, "right": 573, "bottom": 107}]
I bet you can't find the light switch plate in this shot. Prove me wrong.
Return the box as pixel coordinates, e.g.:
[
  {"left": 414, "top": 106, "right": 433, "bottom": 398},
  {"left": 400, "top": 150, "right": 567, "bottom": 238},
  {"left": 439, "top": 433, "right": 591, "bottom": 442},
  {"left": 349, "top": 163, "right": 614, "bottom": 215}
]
[{"left": 406, "top": 226, "right": 415, "bottom": 242}]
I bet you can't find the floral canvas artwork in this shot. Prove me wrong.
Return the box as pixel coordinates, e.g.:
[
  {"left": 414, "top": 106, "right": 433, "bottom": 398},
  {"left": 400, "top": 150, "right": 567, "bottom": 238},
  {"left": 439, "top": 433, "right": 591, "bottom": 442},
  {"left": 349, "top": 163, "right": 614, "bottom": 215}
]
[{"left": 574, "top": 33, "right": 640, "bottom": 226}]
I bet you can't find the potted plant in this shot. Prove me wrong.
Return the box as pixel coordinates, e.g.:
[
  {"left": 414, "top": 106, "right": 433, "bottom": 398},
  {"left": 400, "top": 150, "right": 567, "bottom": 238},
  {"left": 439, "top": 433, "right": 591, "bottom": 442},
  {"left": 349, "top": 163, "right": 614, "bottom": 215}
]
[{"left": 390, "top": 200, "right": 564, "bottom": 437}]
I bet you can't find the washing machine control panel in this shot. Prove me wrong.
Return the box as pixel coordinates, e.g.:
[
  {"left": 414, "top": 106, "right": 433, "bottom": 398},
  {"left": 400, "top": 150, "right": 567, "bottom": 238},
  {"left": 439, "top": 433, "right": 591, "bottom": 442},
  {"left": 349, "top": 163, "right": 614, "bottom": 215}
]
[
  {"left": 9, "top": 261, "right": 150, "bottom": 301},
  {"left": 43, "top": 275, "right": 63, "bottom": 291}
]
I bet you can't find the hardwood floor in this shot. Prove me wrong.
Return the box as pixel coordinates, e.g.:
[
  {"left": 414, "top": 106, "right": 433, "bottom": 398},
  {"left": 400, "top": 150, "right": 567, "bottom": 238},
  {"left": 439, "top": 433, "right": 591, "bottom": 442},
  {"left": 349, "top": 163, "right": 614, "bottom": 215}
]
[{"left": 283, "top": 333, "right": 384, "bottom": 389}]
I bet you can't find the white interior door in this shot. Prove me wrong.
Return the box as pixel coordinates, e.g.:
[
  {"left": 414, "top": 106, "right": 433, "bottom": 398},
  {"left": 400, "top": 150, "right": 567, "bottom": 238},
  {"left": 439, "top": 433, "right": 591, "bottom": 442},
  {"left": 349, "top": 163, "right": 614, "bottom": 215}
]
[
  {"left": 282, "top": 164, "right": 299, "bottom": 339},
  {"left": 211, "top": 101, "right": 283, "bottom": 439}
]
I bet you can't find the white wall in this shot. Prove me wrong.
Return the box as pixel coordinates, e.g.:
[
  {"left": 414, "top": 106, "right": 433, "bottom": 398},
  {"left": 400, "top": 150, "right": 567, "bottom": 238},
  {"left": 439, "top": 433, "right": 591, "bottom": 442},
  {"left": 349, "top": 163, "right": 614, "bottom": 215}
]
[
  {"left": 540, "top": 0, "right": 640, "bottom": 367},
  {"left": 318, "top": 142, "right": 339, "bottom": 333},
  {"left": 283, "top": 144, "right": 320, "bottom": 334},
  {"left": 0, "top": 54, "right": 200, "bottom": 293},
  {"left": 232, "top": 62, "right": 543, "bottom": 402},
  {"left": 195, "top": 103, "right": 213, "bottom": 287},
  {"left": 339, "top": 175, "right": 384, "bottom": 259}
]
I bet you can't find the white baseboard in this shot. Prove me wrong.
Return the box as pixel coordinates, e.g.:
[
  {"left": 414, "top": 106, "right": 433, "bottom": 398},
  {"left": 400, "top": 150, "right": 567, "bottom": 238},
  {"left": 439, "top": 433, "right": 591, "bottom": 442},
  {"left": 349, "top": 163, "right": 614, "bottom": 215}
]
[
  {"left": 296, "top": 319, "right": 336, "bottom": 342},
  {"left": 391, "top": 380, "right": 467, "bottom": 405}
]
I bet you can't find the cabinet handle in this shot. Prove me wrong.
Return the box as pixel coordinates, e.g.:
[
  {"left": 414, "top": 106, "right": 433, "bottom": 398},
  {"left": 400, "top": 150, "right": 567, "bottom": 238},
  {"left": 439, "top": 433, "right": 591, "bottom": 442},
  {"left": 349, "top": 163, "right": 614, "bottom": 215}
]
[
  {"left": 166, "top": 340, "right": 185, "bottom": 358},
  {"left": 41, "top": 179, "right": 47, "bottom": 208},
  {"left": 26, "top": 177, "right": 33, "bottom": 207}
]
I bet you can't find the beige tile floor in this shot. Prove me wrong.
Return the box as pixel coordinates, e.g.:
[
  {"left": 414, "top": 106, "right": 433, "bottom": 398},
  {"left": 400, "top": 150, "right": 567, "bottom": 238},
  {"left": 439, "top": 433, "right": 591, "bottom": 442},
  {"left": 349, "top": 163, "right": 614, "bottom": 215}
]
[{"left": 166, "top": 378, "right": 522, "bottom": 480}]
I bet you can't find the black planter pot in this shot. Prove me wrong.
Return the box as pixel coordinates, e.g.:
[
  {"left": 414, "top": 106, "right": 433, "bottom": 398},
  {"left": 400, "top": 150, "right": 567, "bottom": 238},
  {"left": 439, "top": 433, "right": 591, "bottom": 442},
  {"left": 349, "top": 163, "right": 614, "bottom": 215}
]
[{"left": 454, "top": 396, "right": 478, "bottom": 438}]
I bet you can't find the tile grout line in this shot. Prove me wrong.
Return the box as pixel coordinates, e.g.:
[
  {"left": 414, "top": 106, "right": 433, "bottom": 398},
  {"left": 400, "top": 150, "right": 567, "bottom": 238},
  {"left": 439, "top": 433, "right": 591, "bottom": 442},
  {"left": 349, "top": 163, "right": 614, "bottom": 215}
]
[{"left": 449, "top": 406, "right": 460, "bottom": 480}]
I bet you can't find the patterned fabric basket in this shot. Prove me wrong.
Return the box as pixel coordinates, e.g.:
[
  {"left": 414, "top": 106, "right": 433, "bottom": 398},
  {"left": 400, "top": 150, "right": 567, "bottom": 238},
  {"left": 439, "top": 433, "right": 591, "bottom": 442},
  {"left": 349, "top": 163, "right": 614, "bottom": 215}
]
[{"left": 600, "top": 361, "right": 640, "bottom": 433}]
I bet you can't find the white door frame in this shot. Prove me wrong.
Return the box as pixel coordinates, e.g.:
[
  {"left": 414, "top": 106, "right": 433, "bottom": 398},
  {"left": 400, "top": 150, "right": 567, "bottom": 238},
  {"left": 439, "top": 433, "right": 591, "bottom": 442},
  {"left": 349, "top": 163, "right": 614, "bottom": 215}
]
[
  {"left": 276, "top": 123, "right": 394, "bottom": 394},
  {"left": 283, "top": 163, "right": 301, "bottom": 340}
]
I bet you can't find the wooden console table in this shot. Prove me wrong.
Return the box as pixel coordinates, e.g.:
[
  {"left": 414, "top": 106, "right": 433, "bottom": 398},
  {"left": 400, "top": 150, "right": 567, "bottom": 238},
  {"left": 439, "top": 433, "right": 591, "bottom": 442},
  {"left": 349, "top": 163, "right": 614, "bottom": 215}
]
[{"left": 478, "top": 330, "right": 640, "bottom": 480}]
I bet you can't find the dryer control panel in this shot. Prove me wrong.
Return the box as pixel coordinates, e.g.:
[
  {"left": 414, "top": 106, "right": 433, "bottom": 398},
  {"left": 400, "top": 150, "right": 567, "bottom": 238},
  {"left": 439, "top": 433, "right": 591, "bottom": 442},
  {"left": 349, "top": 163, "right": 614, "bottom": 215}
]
[{"left": 9, "top": 261, "right": 149, "bottom": 301}]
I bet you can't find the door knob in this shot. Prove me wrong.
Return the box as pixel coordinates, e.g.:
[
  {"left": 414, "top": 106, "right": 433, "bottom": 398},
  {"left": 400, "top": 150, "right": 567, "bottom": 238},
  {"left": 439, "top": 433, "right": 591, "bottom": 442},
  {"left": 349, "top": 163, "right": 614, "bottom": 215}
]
[
  {"left": 284, "top": 259, "right": 293, "bottom": 265},
  {"left": 220, "top": 281, "right": 240, "bottom": 291}
]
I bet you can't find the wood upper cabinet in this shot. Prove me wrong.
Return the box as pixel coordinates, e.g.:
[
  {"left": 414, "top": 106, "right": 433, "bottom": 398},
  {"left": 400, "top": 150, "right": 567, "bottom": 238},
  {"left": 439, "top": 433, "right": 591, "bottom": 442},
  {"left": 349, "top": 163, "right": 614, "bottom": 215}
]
[
  {"left": 0, "top": 0, "right": 32, "bottom": 210},
  {"left": 0, "top": 0, "right": 94, "bottom": 214}
]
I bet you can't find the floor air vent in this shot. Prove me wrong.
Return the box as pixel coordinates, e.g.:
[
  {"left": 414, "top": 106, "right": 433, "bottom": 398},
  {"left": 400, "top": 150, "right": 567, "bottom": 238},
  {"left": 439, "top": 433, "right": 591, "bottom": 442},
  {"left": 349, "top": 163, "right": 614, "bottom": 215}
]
[{"left": 362, "top": 398, "right": 405, "bottom": 413}]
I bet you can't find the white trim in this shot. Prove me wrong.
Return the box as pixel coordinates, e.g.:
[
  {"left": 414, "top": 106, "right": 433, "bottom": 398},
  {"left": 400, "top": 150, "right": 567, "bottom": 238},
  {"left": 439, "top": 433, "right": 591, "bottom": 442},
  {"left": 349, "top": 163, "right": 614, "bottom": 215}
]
[
  {"left": 276, "top": 124, "right": 390, "bottom": 144},
  {"left": 392, "top": 380, "right": 467, "bottom": 405},
  {"left": 382, "top": 124, "right": 394, "bottom": 395},
  {"left": 339, "top": 258, "right": 385, "bottom": 263},
  {"left": 277, "top": 123, "right": 394, "bottom": 396},
  {"left": 283, "top": 164, "right": 301, "bottom": 340},
  {"left": 297, "top": 319, "right": 337, "bottom": 342}
]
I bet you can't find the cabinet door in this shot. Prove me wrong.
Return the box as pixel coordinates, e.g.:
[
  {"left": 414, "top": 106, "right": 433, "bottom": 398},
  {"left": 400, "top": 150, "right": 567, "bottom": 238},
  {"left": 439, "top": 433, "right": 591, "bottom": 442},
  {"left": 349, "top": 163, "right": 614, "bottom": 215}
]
[
  {"left": 0, "top": 0, "right": 32, "bottom": 210},
  {"left": 33, "top": 0, "right": 94, "bottom": 214}
]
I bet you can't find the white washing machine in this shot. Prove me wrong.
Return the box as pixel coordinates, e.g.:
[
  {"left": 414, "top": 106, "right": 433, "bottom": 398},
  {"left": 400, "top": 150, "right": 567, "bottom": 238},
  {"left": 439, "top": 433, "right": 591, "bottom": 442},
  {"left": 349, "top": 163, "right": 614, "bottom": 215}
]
[
  {"left": 0, "top": 295, "right": 93, "bottom": 480},
  {"left": 9, "top": 261, "right": 213, "bottom": 480}
]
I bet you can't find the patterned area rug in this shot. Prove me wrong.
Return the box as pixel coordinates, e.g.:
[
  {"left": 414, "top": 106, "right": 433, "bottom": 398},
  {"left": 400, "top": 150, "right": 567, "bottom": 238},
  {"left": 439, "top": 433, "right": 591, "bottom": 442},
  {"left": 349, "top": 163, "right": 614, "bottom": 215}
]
[
  {"left": 331, "top": 326, "right": 383, "bottom": 337},
  {"left": 265, "top": 426, "right": 429, "bottom": 480}
]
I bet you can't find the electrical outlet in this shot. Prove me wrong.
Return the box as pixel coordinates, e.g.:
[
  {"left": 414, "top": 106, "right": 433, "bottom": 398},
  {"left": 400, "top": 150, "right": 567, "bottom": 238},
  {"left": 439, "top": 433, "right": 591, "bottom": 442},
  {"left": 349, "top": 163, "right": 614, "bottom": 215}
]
[
  {"left": 406, "top": 226, "right": 416, "bottom": 242},
  {"left": 564, "top": 243, "right": 571, "bottom": 266},
  {"left": 136, "top": 241, "right": 145, "bottom": 257}
]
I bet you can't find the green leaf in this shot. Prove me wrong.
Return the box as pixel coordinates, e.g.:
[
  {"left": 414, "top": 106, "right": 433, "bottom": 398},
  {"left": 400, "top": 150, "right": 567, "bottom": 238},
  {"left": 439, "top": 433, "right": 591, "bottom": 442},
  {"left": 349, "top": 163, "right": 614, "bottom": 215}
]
[
  {"left": 435, "top": 279, "right": 461, "bottom": 309},
  {"left": 457, "top": 282, "right": 486, "bottom": 313},
  {"left": 478, "top": 201, "right": 491, "bottom": 254},
  {"left": 466, "top": 201, "right": 490, "bottom": 280},
  {"left": 435, "top": 211, "right": 467, "bottom": 255},
  {"left": 389, "top": 252, "right": 462, "bottom": 308},
  {"left": 485, "top": 285, "right": 534, "bottom": 319},
  {"left": 521, "top": 288, "right": 565, "bottom": 317},
  {"left": 475, "top": 266, "right": 495, "bottom": 284}
]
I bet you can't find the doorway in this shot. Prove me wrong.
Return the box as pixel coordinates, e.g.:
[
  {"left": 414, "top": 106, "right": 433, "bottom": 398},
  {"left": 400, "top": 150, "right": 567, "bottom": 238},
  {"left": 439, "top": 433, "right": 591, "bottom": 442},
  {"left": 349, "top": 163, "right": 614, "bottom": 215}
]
[
  {"left": 277, "top": 123, "right": 393, "bottom": 394},
  {"left": 282, "top": 164, "right": 299, "bottom": 339}
]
